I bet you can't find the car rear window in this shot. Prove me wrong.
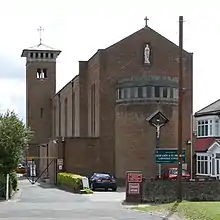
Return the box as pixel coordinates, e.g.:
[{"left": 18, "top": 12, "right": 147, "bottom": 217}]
[
  {"left": 170, "top": 169, "right": 188, "bottom": 175},
  {"left": 95, "top": 174, "right": 111, "bottom": 178}
]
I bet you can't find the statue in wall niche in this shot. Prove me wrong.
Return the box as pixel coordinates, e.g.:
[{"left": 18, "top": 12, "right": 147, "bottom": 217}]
[{"left": 144, "top": 44, "right": 151, "bottom": 64}]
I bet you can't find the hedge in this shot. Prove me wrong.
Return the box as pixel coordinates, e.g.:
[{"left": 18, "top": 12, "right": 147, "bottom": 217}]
[
  {"left": 57, "top": 172, "right": 84, "bottom": 191},
  {"left": 57, "top": 172, "right": 93, "bottom": 194}
]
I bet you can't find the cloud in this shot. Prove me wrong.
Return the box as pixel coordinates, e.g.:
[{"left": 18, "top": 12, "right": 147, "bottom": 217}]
[
  {"left": 0, "top": 54, "right": 24, "bottom": 80},
  {"left": 0, "top": 79, "right": 25, "bottom": 121}
]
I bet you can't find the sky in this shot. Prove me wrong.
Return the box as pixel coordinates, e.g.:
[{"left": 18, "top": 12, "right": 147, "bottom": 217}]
[{"left": 0, "top": 0, "right": 218, "bottom": 121}]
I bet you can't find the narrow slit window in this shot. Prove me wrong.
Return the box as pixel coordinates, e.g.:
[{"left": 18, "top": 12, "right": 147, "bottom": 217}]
[
  {"left": 36, "top": 68, "right": 41, "bottom": 78},
  {"left": 155, "top": 86, "right": 160, "bottom": 97},
  {"left": 40, "top": 53, "right": 44, "bottom": 58},
  {"left": 43, "top": 69, "right": 47, "bottom": 78},
  {"left": 40, "top": 108, "right": 43, "bottom": 118}
]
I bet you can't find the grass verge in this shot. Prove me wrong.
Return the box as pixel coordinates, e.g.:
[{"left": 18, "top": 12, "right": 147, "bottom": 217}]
[
  {"left": 134, "top": 201, "right": 220, "bottom": 220},
  {"left": 80, "top": 188, "right": 93, "bottom": 194}
]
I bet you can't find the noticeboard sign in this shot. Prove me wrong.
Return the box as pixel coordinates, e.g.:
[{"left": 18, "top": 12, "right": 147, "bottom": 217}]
[
  {"left": 155, "top": 149, "right": 186, "bottom": 164},
  {"left": 128, "top": 183, "right": 140, "bottom": 194}
]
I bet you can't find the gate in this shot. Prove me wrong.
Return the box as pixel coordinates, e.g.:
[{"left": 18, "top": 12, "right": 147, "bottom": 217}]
[{"left": 25, "top": 157, "right": 58, "bottom": 185}]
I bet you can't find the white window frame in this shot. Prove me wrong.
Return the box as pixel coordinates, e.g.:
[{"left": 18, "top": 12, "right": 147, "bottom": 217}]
[
  {"left": 196, "top": 153, "right": 210, "bottom": 176},
  {"left": 196, "top": 116, "right": 220, "bottom": 138}
]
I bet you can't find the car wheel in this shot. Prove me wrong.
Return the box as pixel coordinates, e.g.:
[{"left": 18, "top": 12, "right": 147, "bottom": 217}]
[
  {"left": 104, "top": 188, "right": 108, "bottom": 191},
  {"left": 112, "top": 188, "right": 117, "bottom": 192}
]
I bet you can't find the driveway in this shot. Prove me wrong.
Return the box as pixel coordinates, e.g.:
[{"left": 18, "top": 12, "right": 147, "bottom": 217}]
[{"left": 0, "top": 179, "right": 161, "bottom": 220}]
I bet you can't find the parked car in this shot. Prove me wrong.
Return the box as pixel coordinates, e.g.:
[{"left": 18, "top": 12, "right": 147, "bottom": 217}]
[
  {"left": 90, "top": 173, "right": 117, "bottom": 191},
  {"left": 160, "top": 168, "right": 190, "bottom": 181},
  {"left": 15, "top": 164, "right": 26, "bottom": 174}
]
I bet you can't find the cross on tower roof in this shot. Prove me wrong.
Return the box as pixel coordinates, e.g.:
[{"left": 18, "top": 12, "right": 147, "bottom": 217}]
[
  {"left": 37, "top": 26, "right": 44, "bottom": 45},
  {"left": 144, "top": 16, "right": 149, "bottom": 27}
]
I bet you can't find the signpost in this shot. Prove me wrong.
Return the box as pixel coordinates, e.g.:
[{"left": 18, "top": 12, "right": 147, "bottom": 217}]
[
  {"left": 155, "top": 149, "right": 186, "bottom": 164},
  {"left": 57, "top": 159, "right": 63, "bottom": 171},
  {"left": 125, "top": 171, "right": 143, "bottom": 203}
]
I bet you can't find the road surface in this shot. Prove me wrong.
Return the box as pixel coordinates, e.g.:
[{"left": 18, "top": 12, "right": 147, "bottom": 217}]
[{"left": 0, "top": 179, "right": 161, "bottom": 220}]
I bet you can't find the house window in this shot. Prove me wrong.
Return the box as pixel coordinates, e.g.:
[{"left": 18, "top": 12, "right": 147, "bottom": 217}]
[
  {"left": 215, "top": 120, "right": 219, "bottom": 136},
  {"left": 197, "top": 155, "right": 209, "bottom": 175},
  {"left": 210, "top": 120, "right": 213, "bottom": 136},
  {"left": 197, "top": 120, "right": 213, "bottom": 137}
]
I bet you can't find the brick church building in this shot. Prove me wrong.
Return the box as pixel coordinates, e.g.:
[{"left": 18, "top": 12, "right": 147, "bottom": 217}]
[{"left": 21, "top": 19, "right": 193, "bottom": 182}]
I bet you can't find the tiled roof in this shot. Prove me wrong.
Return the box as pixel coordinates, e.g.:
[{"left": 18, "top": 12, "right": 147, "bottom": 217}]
[
  {"left": 194, "top": 137, "right": 216, "bottom": 152},
  {"left": 195, "top": 99, "right": 220, "bottom": 117}
]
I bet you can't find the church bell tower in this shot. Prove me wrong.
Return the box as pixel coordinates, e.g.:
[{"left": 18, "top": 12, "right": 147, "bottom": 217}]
[{"left": 21, "top": 26, "right": 61, "bottom": 156}]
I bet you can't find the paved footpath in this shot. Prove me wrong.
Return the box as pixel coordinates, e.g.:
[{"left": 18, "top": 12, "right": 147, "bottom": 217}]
[{"left": 0, "top": 179, "right": 161, "bottom": 220}]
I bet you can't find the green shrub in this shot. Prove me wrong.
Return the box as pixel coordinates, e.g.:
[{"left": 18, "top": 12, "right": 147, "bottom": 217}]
[
  {"left": 57, "top": 172, "right": 84, "bottom": 190},
  {"left": 10, "top": 171, "right": 18, "bottom": 191},
  {"left": 80, "top": 188, "right": 93, "bottom": 194}
]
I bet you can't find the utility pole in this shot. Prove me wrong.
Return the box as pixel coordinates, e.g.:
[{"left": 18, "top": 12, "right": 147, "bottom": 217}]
[{"left": 177, "top": 16, "right": 184, "bottom": 202}]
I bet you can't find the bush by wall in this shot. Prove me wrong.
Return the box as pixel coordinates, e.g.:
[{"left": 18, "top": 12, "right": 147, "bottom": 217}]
[
  {"left": 57, "top": 172, "right": 84, "bottom": 191},
  {"left": 142, "top": 179, "right": 220, "bottom": 203}
]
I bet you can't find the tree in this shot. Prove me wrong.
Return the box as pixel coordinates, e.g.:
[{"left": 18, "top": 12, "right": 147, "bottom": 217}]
[{"left": 0, "top": 110, "right": 33, "bottom": 174}]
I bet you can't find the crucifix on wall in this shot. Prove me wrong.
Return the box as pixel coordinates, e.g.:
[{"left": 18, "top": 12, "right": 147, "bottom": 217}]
[
  {"left": 146, "top": 110, "right": 169, "bottom": 145},
  {"left": 146, "top": 110, "right": 169, "bottom": 179}
]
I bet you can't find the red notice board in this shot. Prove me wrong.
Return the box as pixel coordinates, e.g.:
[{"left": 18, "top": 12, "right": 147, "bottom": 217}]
[{"left": 127, "top": 173, "right": 143, "bottom": 183}]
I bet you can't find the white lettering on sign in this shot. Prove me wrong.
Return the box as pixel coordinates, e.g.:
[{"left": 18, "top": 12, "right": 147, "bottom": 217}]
[
  {"left": 128, "top": 183, "right": 140, "bottom": 194},
  {"left": 127, "top": 173, "right": 143, "bottom": 183}
]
